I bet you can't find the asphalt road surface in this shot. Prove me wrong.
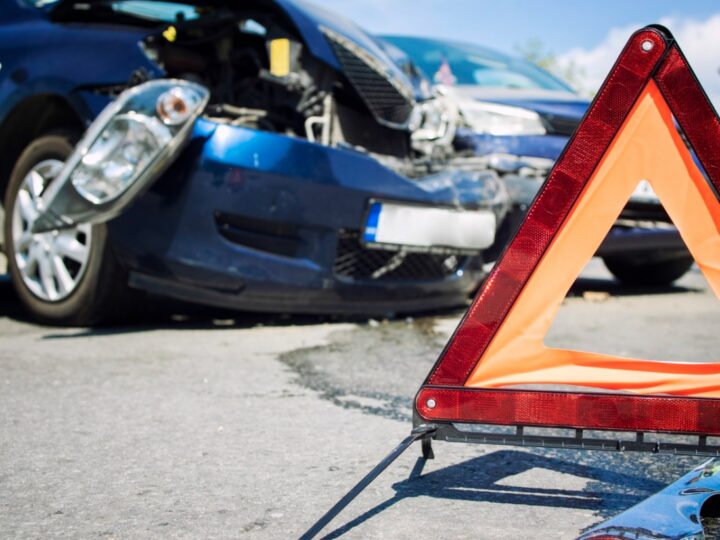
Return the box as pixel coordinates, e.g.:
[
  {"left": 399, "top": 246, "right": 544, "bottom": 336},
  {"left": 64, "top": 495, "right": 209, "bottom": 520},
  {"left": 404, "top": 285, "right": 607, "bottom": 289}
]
[{"left": 1, "top": 257, "right": 718, "bottom": 539}]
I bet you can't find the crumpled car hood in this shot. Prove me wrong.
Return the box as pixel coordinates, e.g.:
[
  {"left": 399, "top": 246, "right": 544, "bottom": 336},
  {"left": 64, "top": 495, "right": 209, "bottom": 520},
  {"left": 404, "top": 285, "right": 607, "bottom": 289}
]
[{"left": 48, "top": 0, "right": 420, "bottom": 101}]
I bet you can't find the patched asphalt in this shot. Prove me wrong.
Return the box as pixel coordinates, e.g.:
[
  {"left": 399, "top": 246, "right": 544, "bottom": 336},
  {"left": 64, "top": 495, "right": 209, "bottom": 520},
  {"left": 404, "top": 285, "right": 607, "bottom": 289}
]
[{"left": 1, "top": 257, "right": 718, "bottom": 538}]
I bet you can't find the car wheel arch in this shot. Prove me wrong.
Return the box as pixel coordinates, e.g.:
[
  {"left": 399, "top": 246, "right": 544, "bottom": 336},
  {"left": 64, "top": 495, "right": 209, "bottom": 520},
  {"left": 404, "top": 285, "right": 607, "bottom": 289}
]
[{"left": 0, "top": 93, "right": 86, "bottom": 207}]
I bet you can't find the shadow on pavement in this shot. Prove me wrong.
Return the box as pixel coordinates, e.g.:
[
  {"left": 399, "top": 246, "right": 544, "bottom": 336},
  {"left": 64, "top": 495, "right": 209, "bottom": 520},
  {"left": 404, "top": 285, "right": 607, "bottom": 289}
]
[
  {"left": 0, "top": 268, "right": 701, "bottom": 337},
  {"left": 0, "top": 274, "right": 463, "bottom": 338},
  {"left": 321, "top": 449, "right": 667, "bottom": 539},
  {"left": 569, "top": 276, "right": 702, "bottom": 298},
  {"left": 0, "top": 274, "right": 30, "bottom": 323},
  {"left": 0, "top": 274, "right": 331, "bottom": 334}
]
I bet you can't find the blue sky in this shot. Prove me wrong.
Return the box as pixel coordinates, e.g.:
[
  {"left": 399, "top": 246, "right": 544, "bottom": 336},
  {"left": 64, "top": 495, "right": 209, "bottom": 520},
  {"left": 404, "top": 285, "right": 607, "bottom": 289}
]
[
  {"left": 331, "top": 0, "right": 720, "bottom": 55},
  {"left": 329, "top": 0, "right": 720, "bottom": 104}
]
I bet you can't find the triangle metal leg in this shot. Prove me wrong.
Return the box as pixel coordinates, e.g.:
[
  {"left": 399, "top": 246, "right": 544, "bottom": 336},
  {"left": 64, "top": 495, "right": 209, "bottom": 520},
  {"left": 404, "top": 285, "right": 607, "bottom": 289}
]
[{"left": 299, "top": 425, "right": 437, "bottom": 540}]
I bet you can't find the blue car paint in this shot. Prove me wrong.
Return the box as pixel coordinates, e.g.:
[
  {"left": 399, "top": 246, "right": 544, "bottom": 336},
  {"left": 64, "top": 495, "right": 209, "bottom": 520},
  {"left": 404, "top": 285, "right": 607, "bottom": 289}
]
[
  {"left": 460, "top": 97, "right": 590, "bottom": 160},
  {"left": 108, "top": 119, "right": 502, "bottom": 311},
  {"left": 493, "top": 95, "right": 589, "bottom": 121},
  {"left": 0, "top": 0, "right": 498, "bottom": 313},
  {"left": 275, "top": 0, "right": 429, "bottom": 100},
  {"left": 274, "top": 0, "right": 369, "bottom": 71},
  {"left": 379, "top": 34, "right": 585, "bottom": 161},
  {"left": 385, "top": 35, "right": 696, "bottom": 268},
  {"left": 460, "top": 128, "right": 570, "bottom": 161},
  {"left": 0, "top": 14, "right": 161, "bottom": 125},
  {"left": 0, "top": 0, "right": 413, "bottom": 128},
  {"left": 580, "top": 458, "right": 720, "bottom": 539}
]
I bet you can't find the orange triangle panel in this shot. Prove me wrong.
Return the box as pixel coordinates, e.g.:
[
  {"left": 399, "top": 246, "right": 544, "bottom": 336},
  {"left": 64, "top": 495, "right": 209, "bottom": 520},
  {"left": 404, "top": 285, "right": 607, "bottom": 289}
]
[{"left": 415, "top": 26, "right": 720, "bottom": 435}]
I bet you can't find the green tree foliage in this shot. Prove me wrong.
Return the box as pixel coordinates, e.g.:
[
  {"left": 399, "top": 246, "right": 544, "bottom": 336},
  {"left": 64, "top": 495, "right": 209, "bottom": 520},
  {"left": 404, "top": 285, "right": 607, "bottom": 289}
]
[{"left": 514, "top": 37, "right": 586, "bottom": 92}]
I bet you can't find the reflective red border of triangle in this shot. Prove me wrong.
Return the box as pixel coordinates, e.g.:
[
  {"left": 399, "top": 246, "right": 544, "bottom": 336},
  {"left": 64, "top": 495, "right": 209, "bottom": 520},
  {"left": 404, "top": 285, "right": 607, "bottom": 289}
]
[
  {"left": 416, "top": 26, "right": 720, "bottom": 434},
  {"left": 416, "top": 388, "right": 720, "bottom": 435}
]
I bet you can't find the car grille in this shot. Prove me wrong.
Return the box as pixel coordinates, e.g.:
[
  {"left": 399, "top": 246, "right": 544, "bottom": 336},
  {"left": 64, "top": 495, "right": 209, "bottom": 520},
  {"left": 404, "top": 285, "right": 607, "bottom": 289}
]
[
  {"left": 323, "top": 29, "right": 414, "bottom": 128},
  {"left": 540, "top": 113, "right": 580, "bottom": 137},
  {"left": 334, "top": 231, "right": 466, "bottom": 282}
]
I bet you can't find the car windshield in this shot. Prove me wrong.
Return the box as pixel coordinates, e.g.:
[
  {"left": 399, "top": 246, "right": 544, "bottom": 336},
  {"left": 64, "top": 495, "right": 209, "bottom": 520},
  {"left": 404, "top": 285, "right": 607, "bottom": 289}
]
[{"left": 383, "top": 36, "right": 573, "bottom": 92}]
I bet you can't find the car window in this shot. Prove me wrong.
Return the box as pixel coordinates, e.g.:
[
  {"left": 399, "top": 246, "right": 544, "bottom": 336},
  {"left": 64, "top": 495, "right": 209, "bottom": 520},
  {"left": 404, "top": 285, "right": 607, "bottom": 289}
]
[{"left": 384, "top": 36, "right": 573, "bottom": 92}]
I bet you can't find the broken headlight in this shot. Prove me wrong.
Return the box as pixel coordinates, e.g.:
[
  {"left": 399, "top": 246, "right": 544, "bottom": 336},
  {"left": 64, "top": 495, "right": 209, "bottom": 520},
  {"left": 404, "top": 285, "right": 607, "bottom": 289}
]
[
  {"left": 410, "top": 88, "right": 460, "bottom": 155},
  {"left": 461, "top": 101, "right": 546, "bottom": 136},
  {"left": 32, "top": 80, "right": 209, "bottom": 233},
  {"left": 71, "top": 112, "right": 172, "bottom": 204}
]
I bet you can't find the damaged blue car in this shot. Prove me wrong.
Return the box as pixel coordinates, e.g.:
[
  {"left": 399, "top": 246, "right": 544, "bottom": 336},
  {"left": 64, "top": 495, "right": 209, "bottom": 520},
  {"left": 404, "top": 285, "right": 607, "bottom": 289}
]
[
  {"left": 0, "top": 0, "right": 509, "bottom": 324},
  {"left": 383, "top": 35, "right": 694, "bottom": 287}
]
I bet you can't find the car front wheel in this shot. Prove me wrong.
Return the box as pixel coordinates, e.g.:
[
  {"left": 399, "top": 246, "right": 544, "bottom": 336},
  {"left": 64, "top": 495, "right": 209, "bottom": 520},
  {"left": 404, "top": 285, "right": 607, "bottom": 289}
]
[{"left": 4, "top": 133, "right": 132, "bottom": 325}]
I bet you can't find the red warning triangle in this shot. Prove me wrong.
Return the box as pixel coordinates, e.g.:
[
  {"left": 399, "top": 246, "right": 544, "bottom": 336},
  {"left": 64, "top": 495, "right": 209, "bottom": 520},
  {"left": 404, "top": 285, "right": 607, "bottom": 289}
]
[{"left": 415, "top": 26, "right": 720, "bottom": 435}]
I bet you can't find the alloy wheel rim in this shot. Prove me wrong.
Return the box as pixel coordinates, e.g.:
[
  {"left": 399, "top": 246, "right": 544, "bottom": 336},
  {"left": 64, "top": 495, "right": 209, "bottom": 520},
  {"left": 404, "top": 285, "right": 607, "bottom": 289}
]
[{"left": 11, "top": 159, "right": 93, "bottom": 302}]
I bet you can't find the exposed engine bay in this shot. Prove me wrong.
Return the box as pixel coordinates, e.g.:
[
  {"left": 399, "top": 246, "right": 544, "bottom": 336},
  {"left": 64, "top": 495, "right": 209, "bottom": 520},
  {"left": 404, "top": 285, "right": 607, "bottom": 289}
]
[{"left": 55, "top": 2, "right": 463, "bottom": 178}]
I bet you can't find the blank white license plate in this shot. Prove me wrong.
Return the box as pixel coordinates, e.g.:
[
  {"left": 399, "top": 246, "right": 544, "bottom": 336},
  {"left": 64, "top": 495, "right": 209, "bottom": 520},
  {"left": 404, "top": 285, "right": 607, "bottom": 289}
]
[{"left": 363, "top": 201, "right": 496, "bottom": 252}]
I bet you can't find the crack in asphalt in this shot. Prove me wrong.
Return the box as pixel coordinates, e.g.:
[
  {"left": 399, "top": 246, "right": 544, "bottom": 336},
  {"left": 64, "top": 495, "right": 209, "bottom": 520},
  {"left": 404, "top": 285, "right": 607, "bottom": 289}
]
[
  {"left": 277, "top": 316, "right": 713, "bottom": 526},
  {"left": 278, "top": 317, "right": 444, "bottom": 422},
  {"left": 279, "top": 340, "right": 415, "bottom": 422}
]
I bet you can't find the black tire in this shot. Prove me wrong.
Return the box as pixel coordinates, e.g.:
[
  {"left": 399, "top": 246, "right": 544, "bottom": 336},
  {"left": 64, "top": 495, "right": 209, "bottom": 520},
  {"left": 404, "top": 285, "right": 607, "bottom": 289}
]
[
  {"left": 603, "top": 253, "right": 694, "bottom": 286},
  {"left": 3, "top": 133, "right": 133, "bottom": 325}
]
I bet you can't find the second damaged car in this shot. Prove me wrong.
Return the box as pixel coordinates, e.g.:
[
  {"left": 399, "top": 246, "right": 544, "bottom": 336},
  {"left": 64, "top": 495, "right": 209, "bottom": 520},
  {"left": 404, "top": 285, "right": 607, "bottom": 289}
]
[
  {"left": 0, "top": 0, "right": 509, "bottom": 324},
  {"left": 384, "top": 35, "right": 695, "bottom": 287}
]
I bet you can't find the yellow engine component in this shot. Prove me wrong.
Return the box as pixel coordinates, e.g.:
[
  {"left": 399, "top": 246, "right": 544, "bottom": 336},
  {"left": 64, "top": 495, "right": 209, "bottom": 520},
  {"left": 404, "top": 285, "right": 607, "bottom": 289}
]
[{"left": 269, "top": 38, "right": 291, "bottom": 77}]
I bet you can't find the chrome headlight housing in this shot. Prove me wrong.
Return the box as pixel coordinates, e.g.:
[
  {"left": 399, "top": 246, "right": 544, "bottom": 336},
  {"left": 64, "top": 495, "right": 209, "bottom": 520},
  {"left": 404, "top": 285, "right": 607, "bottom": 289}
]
[
  {"left": 71, "top": 112, "right": 173, "bottom": 204},
  {"left": 410, "top": 89, "right": 460, "bottom": 156},
  {"left": 32, "top": 79, "right": 209, "bottom": 232},
  {"left": 461, "top": 100, "right": 546, "bottom": 136}
]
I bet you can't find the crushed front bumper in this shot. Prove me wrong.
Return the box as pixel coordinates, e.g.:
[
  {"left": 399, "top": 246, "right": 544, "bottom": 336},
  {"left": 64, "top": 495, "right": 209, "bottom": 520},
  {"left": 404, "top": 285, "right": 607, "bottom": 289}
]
[{"left": 106, "top": 119, "right": 510, "bottom": 314}]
